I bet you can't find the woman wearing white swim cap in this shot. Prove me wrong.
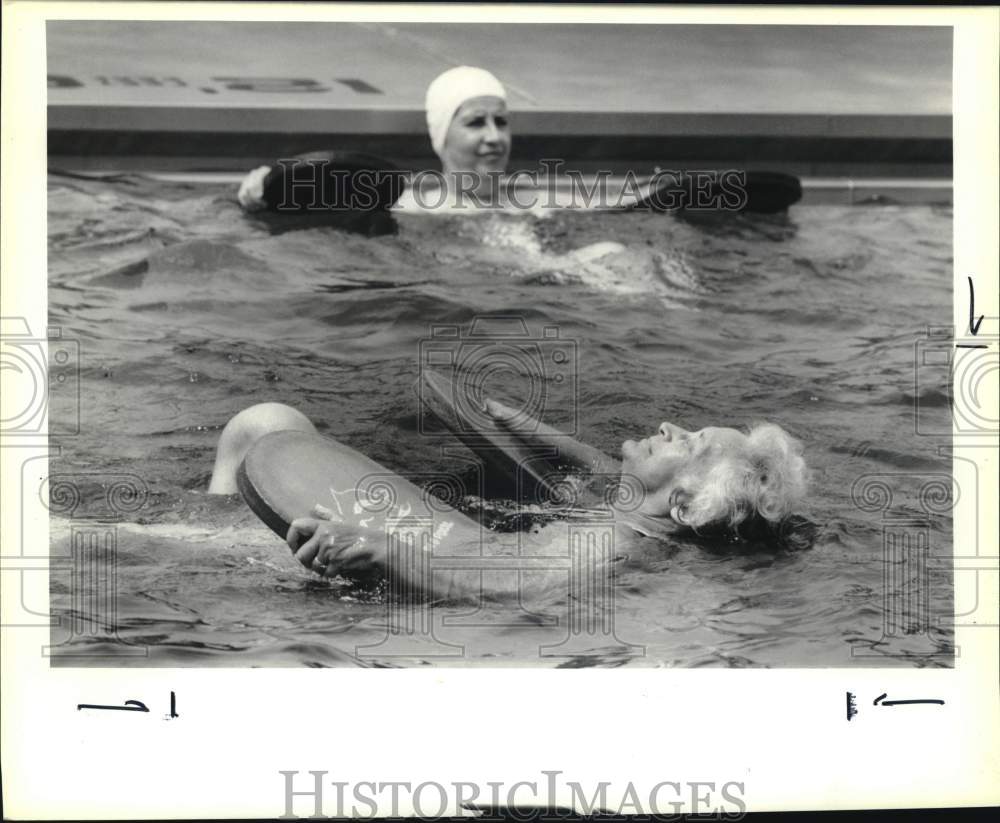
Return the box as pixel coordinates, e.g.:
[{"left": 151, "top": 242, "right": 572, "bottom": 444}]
[
  {"left": 208, "top": 396, "right": 809, "bottom": 595},
  {"left": 424, "top": 65, "right": 511, "bottom": 200},
  {"left": 236, "top": 65, "right": 512, "bottom": 212}
]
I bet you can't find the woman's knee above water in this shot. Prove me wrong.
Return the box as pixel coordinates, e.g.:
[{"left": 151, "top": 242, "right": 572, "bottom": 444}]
[{"left": 208, "top": 403, "right": 317, "bottom": 494}]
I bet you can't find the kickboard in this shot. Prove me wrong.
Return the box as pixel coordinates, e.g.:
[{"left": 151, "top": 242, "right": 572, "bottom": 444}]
[
  {"left": 237, "top": 429, "right": 478, "bottom": 543},
  {"left": 419, "top": 369, "right": 621, "bottom": 505},
  {"left": 238, "top": 377, "right": 673, "bottom": 546},
  {"left": 419, "top": 369, "right": 679, "bottom": 539}
]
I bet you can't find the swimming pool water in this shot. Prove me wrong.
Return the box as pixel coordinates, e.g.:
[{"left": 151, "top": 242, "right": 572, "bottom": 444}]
[{"left": 46, "top": 172, "right": 954, "bottom": 667}]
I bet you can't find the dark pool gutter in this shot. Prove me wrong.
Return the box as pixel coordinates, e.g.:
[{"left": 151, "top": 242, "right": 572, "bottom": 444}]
[{"left": 47, "top": 107, "right": 952, "bottom": 202}]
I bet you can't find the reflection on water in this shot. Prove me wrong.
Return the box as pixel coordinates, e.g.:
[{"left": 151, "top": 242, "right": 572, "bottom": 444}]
[{"left": 46, "top": 174, "right": 954, "bottom": 667}]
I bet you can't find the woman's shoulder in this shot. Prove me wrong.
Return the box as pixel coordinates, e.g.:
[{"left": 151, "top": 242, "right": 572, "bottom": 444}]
[{"left": 391, "top": 183, "right": 553, "bottom": 218}]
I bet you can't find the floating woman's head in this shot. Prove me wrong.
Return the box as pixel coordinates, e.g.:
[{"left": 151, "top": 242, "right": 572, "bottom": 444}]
[
  {"left": 425, "top": 66, "right": 511, "bottom": 182},
  {"left": 620, "top": 420, "right": 808, "bottom": 541}
]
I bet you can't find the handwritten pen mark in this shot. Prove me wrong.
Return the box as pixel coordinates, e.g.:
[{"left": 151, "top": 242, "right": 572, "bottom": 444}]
[
  {"left": 78, "top": 700, "right": 149, "bottom": 712},
  {"left": 873, "top": 693, "right": 944, "bottom": 707},
  {"left": 846, "top": 691, "right": 858, "bottom": 721},
  {"left": 968, "top": 276, "right": 985, "bottom": 335},
  {"left": 77, "top": 692, "right": 177, "bottom": 715},
  {"left": 956, "top": 344, "right": 989, "bottom": 349},
  {"left": 880, "top": 699, "right": 945, "bottom": 706}
]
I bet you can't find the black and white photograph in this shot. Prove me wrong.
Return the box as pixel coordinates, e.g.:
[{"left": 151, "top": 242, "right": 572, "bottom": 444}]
[
  {"left": 2, "top": 2, "right": 998, "bottom": 818},
  {"left": 40, "top": 16, "right": 961, "bottom": 668}
]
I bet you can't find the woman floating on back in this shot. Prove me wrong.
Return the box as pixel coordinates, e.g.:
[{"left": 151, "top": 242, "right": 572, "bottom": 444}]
[{"left": 208, "top": 386, "right": 809, "bottom": 598}]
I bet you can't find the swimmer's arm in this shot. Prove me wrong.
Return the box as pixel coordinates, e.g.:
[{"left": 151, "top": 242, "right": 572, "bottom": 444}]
[
  {"left": 429, "top": 530, "right": 577, "bottom": 603},
  {"left": 285, "top": 514, "right": 505, "bottom": 599},
  {"left": 288, "top": 517, "right": 575, "bottom": 602},
  {"left": 372, "top": 527, "right": 569, "bottom": 603},
  {"left": 485, "top": 400, "right": 619, "bottom": 475},
  {"left": 431, "top": 523, "right": 623, "bottom": 603}
]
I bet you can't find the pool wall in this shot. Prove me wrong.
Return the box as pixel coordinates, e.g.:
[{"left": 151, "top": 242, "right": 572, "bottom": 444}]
[{"left": 47, "top": 22, "right": 953, "bottom": 202}]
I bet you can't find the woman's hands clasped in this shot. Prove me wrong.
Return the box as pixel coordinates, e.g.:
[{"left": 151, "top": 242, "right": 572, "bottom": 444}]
[{"left": 286, "top": 505, "right": 383, "bottom": 579}]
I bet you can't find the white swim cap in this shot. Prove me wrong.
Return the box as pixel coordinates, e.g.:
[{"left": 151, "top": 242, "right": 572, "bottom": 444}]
[{"left": 425, "top": 66, "right": 507, "bottom": 157}]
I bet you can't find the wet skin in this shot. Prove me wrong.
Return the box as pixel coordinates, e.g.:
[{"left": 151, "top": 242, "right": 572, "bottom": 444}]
[
  {"left": 621, "top": 422, "right": 751, "bottom": 518},
  {"left": 439, "top": 96, "right": 511, "bottom": 187}
]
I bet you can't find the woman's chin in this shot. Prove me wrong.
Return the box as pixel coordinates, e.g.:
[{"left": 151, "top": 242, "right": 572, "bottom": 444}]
[{"left": 475, "top": 159, "right": 507, "bottom": 177}]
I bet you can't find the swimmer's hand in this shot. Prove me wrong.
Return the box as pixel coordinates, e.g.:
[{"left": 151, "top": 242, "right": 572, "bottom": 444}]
[
  {"left": 287, "top": 511, "right": 383, "bottom": 579},
  {"left": 237, "top": 165, "right": 272, "bottom": 212}
]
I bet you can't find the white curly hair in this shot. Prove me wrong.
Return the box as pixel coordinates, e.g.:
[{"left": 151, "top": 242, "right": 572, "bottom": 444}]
[{"left": 670, "top": 423, "right": 808, "bottom": 534}]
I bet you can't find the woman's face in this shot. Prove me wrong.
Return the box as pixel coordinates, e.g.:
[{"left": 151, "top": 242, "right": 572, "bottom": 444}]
[
  {"left": 440, "top": 96, "right": 511, "bottom": 180},
  {"left": 621, "top": 422, "right": 750, "bottom": 518}
]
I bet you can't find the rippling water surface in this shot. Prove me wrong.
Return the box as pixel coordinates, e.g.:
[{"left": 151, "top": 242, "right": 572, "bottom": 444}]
[{"left": 46, "top": 173, "right": 954, "bottom": 667}]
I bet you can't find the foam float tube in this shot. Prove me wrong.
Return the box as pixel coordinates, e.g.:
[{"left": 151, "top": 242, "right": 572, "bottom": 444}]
[
  {"left": 630, "top": 170, "right": 802, "bottom": 214},
  {"left": 252, "top": 150, "right": 406, "bottom": 235},
  {"left": 244, "top": 154, "right": 800, "bottom": 234}
]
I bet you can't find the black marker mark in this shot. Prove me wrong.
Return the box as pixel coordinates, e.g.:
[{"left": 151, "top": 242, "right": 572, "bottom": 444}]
[
  {"left": 78, "top": 691, "right": 178, "bottom": 717},
  {"left": 846, "top": 691, "right": 858, "bottom": 721},
  {"left": 78, "top": 699, "right": 149, "bottom": 713},
  {"left": 967, "top": 276, "right": 985, "bottom": 335},
  {"left": 879, "top": 698, "right": 945, "bottom": 706},
  {"left": 956, "top": 344, "right": 988, "bottom": 349},
  {"left": 874, "top": 693, "right": 944, "bottom": 707}
]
